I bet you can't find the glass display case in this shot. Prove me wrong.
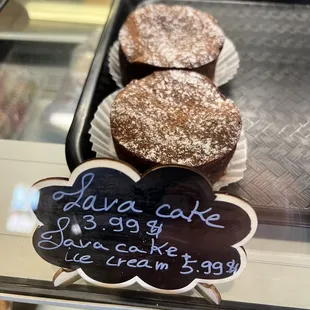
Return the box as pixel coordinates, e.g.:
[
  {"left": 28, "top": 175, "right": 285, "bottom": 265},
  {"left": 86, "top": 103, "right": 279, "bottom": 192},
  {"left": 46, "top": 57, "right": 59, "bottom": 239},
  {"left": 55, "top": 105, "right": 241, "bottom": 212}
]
[
  {"left": 1, "top": 0, "right": 310, "bottom": 309},
  {"left": 0, "top": 0, "right": 109, "bottom": 144}
]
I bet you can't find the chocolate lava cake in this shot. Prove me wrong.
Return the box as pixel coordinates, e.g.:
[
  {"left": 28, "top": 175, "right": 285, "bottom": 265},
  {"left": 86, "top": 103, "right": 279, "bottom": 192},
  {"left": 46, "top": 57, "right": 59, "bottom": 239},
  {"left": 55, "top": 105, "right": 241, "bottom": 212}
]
[
  {"left": 110, "top": 70, "right": 241, "bottom": 183},
  {"left": 118, "top": 4, "right": 225, "bottom": 86}
]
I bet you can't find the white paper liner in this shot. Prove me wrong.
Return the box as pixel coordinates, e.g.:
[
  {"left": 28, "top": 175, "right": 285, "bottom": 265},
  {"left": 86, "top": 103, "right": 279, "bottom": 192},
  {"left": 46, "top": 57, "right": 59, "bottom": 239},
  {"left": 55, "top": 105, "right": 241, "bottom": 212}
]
[
  {"left": 89, "top": 91, "right": 247, "bottom": 191},
  {"left": 108, "top": 37, "right": 240, "bottom": 88}
]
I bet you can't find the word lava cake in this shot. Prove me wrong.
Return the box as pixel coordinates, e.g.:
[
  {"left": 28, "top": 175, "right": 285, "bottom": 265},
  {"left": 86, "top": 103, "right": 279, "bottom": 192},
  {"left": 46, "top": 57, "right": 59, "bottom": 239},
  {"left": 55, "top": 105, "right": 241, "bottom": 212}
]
[{"left": 110, "top": 70, "right": 242, "bottom": 183}]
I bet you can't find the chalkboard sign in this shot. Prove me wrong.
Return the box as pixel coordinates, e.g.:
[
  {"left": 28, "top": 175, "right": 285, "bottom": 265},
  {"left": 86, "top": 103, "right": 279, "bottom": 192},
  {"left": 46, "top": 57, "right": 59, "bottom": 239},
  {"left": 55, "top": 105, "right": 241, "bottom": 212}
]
[{"left": 32, "top": 159, "right": 257, "bottom": 294}]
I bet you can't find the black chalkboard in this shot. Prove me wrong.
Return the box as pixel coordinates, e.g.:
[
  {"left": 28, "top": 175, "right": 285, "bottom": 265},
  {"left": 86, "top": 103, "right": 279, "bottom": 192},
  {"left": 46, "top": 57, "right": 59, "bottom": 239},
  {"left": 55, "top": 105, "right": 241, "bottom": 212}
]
[{"left": 32, "top": 159, "right": 257, "bottom": 293}]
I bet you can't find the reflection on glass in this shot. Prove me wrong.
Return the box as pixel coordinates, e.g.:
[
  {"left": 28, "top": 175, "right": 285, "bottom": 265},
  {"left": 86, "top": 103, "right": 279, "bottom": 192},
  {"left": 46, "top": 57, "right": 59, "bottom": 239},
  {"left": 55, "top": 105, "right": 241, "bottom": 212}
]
[
  {"left": 0, "top": 0, "right": 110, "bottom": 144},
  {"left": 7, "top": 183, "right": 39, "bottom": 234}
]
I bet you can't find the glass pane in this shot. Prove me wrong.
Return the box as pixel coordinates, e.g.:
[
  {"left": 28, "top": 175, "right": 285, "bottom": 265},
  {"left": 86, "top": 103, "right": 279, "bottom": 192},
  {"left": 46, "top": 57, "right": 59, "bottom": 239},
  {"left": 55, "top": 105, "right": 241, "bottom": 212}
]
[
  {"left": 0, "top": 0, "right": 111, "bottom": 144},
  {"left": 1, "top": 1, "right": 310, "bottom": 310}
]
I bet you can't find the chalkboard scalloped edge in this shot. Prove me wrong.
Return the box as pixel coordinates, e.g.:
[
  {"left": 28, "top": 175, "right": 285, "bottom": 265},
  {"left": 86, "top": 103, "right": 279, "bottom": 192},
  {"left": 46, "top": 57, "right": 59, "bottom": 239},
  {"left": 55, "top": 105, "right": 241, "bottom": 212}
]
[{"left": 31, "top": 158, "right": 258, "bottom": 294}]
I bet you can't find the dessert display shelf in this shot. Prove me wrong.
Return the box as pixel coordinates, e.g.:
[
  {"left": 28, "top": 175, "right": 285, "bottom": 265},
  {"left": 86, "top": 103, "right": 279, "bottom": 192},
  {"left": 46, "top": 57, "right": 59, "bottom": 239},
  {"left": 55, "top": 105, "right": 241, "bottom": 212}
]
[{"left": 66, "top": 0, "right": 310, "bottom": 227}]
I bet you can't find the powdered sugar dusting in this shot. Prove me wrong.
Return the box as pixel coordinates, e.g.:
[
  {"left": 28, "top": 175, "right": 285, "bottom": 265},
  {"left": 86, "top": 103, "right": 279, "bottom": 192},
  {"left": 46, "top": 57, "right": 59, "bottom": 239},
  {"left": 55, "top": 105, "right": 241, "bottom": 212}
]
[
  {"left": 119, "top": 4, "right": 225, "bottom": 68},
  {"left": 110, "top": 70, "right": 241, "bottom": 166}
]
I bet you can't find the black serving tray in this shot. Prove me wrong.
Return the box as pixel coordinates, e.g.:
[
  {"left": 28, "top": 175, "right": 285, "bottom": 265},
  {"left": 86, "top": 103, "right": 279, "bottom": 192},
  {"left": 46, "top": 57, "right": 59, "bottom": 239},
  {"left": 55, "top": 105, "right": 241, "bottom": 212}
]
[{"left": 66, "top": 0, "right": 310, "bottom": 228}]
